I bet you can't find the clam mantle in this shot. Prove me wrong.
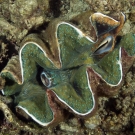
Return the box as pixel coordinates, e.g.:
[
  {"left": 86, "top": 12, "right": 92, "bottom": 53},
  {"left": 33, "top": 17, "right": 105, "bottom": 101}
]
[{"left": 1, "top": 12, "right": 135, "bottom": 126}]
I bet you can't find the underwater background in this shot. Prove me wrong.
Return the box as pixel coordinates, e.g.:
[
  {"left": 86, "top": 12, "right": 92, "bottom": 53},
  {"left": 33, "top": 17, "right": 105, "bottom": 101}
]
[{"left": 0, "top": 0, "right": 135, "bottom": 135}]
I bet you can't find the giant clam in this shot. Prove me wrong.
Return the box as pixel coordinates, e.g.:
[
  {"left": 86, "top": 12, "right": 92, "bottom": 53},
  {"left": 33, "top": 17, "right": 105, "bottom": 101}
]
[{"left": 1, "top": 12, "right": 135, "bottom": 127}]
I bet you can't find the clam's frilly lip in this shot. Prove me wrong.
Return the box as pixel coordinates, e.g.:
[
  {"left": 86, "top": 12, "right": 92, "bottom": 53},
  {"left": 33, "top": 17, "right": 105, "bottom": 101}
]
[
  {"left": 90, "top": 12, "right": 124, "bottom": 37},
  {"left": 17, "top": 105, "right": 54, "bottom": 126},
  {"left": 92, "top": 47, "right": 123, "bottom": 87}
]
